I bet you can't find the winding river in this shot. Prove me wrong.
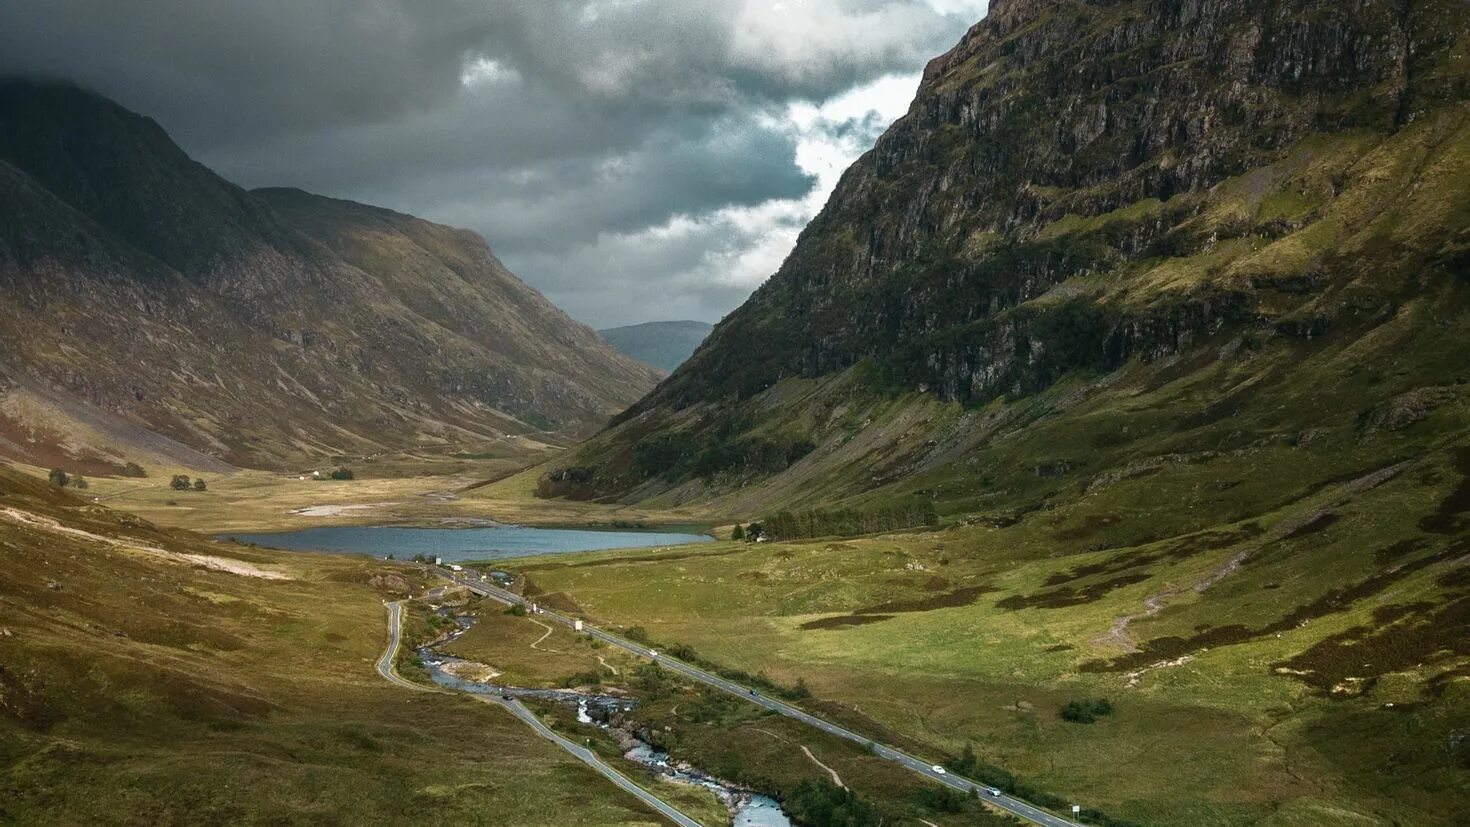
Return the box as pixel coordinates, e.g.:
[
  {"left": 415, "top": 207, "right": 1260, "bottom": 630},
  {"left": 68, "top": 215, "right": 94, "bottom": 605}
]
[{"left": 420, "top": 616, "right": 791, "bottom": 827}]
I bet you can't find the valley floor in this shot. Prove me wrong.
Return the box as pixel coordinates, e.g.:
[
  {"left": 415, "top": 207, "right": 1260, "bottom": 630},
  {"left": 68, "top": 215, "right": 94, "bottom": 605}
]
[{"left": 495, "top": 461, "right": 1470, "bottom": 826}]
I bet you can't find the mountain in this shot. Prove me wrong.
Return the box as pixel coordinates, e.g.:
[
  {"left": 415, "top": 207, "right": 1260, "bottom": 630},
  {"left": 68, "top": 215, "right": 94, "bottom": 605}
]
[
  {"left": 598, "top": 321, "right": 715, "bottom": 373},
  {"left": 0, "top": 80, "right": 661, "bottom": 471},
  {"left": 545, "top": 0, "right": 1470, "bottom": 514}
]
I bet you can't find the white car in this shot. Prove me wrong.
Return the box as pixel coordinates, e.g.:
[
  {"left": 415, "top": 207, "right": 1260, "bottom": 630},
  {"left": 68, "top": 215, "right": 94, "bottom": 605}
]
[
  {"left": 988, "top": 788, "right": 1002, "bottom": 797},
  {"left": 931, "top": 765, "right": 946, "bottom": 775}
]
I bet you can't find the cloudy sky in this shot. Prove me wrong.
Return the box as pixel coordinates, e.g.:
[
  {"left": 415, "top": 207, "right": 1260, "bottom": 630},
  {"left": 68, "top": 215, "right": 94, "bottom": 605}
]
[{"left": 2, "top": 0, "right": 990, "bottom": 328}]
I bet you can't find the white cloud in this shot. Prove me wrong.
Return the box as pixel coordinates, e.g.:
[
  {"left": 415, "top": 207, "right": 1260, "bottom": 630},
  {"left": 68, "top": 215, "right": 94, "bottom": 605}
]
[{"left": 521, "top": 72, "right": 921, "bottom": 326}]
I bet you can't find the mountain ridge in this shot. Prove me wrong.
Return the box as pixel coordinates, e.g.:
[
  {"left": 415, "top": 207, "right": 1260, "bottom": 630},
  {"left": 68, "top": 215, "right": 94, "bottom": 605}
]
[
  {"left": 0, "top": 79, "right": 660, "bottom": 471},
  {"left": 546, "top": 0, "right": 1470, "bottom": 511}
]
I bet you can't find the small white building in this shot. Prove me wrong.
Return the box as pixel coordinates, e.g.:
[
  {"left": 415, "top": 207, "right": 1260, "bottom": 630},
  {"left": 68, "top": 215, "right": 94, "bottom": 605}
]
[{"left": 573, "top": 620, "right": 584, "bottom": 632}]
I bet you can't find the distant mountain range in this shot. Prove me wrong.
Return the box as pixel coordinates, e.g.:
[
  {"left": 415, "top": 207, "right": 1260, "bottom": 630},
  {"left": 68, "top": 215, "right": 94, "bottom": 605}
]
[
  {"left": 598, "top": 321, "right": 714, "bottom": 373},
  {"left": 0, "top": 80, "right": 661, "bottom": 471}
]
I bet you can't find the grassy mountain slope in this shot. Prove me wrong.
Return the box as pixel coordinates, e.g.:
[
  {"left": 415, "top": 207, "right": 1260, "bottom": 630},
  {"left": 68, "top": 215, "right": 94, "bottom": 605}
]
[
  {"left": 598, "top": 321, "right": 715, "bottom": 373},
  {"left": 0, "top": 463, "right": 676, "bottom": 825},
  {"left": 0, "top": 80, "right": 659, "bottom": 472},
  {"left": 543, "top": 0, "right": 1470, "bottom": 517},
  {"left": 511, "top": 3, "right": 1470, "bottom": 821}
]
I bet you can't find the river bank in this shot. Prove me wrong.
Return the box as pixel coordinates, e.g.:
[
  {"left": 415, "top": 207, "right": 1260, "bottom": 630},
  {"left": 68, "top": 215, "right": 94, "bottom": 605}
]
[{"left": 417, "top": 612, "right": 791, "bottom": 827}]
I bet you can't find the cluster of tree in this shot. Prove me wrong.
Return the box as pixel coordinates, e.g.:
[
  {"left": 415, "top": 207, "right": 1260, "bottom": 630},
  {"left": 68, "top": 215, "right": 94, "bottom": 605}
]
[
  {"left": 1059, "top": 698, "right": 1114, "bottom": 724},
  {"left": 47, "top": 469, "right": 89, "bottom": 489},
  {"left": 170, "top": 475, "right": 207, "bottom": 491},
  {"left": 782, "top": 779, "right": 880, "bottom": 827},
  {"left": 546, "top": 466, "right": 594, "bottom": 484},
  {"left": 759, "top": 500, "right": 938, "bottom": 541},
  {"left": 329, "top": 467, "right": 354, "bottom": 481},
  {"left": 632, "top": 429, "right": 814, "bottom": 481}
]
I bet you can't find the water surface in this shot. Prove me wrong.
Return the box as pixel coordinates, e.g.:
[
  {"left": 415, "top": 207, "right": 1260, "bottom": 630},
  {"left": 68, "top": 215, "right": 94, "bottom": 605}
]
[{"left": 223, "top": 524, "right": 712, "bottom": 563}]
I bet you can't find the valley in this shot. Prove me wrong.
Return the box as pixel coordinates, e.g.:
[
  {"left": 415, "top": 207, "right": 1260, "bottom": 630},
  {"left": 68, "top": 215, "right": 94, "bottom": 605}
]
[{"left": 4, "top": 0, "right": 1470, "bottom": 825}]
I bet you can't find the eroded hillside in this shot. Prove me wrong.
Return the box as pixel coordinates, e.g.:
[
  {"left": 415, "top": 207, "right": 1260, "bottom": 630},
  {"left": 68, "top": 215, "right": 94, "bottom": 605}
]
[{"left": 0, "top": 81, "right": 660, "bottom": 471}]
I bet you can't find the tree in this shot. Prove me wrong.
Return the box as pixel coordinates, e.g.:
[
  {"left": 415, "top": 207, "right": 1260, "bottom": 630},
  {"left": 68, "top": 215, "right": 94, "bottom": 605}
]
[
  {"left": 1060, "top": 698, "right": 1114, "bottom": 724},
  {"left": 48, "top": 469, "right": 69, "bottom": 487},
  {"left": 170, "top": 474, "right": 192, "bottom": 491},
  {"left": 193, "top": 478, "right": 208, "bottom": 491},
  {"left": 71, "top": 475, "right": 89, "bottom": 490},
  {"left": 330, "top": 467, "right": 355, "bottom": 481},
  {"left": 731, "top": 523, "right": 745, "bottom": 541}
]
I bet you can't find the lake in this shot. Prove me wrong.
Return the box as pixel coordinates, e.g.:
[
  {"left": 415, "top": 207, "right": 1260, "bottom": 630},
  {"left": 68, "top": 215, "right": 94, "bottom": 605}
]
[{"left": 222, "top": 524, "right": 713, "bottom": 563}]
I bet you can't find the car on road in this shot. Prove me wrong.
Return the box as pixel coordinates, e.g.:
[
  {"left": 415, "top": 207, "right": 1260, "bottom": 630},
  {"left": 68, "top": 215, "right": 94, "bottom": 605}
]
[
  {"left": 749, "top": 689, "right": 758, "bottom": 696},
  {"left": 931, "top": 765, "right": 946, "bottom": 774},
  {"left": 988, "top": 788, "right": 1002, "bottom": 797}
]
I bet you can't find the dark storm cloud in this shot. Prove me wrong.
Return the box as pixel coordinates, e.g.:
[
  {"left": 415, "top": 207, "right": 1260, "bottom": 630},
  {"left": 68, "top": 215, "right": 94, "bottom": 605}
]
[{"left": 0, "top": 0, "right": 990, "bottom": 327}]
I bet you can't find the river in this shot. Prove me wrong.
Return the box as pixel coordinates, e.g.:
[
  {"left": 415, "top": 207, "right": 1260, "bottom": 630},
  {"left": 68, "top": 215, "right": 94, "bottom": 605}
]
[
  {"left": 419, "top": 615, "right": 791, "bottom": 827},
  {"left": 222, "top": 524, "right": 713, "bottom": 563}
]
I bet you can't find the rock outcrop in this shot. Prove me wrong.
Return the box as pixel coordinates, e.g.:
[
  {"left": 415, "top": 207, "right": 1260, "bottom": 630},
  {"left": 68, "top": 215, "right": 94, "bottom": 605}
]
[{"left": 552, "top": 0, "right": 1470, "bottom": 507}]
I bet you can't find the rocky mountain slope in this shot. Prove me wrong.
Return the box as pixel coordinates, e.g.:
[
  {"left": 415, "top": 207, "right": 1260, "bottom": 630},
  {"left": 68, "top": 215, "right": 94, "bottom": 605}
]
[
  {"left": 598, "top": 321, "right": 714, "bottom": 373},
  {"left": 522, "top": 3, "right": 1470, "bottom": 820},
  {"left": 547, "top": 0, "right": 1470, "bottom": 512},
  {"left": 0, "top": 80, "right": 659, "bottom": 471}
]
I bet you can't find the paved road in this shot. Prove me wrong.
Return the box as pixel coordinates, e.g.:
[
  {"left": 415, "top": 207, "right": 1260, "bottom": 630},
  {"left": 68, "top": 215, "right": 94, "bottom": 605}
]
[
  {"left": 489, "top": 694, "right": 702, "bottom": 827},
  {"left": 378, "top": 602, "right": 441, "bottom": 692},
  {"left": 442, "top": 573, "right": 1085, "bottom": 827},
  {"left": 377, "top": 601, "right": 703, "bottom": 827}
]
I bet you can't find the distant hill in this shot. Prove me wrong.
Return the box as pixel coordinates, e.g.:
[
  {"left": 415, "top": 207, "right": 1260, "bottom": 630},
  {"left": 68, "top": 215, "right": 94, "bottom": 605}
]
[
  {"left": 598, "top": 321, "right": 714, "bottom": 373},
  {"left": 0, "top": 79, "right": 661, "bottom": 471}
]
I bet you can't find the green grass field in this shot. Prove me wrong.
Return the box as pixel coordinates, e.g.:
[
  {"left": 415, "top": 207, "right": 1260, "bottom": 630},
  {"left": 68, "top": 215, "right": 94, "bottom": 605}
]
[
  {"left": 504, "top": 444, "right": 1470, "bottom": 826},
  {"left": 419, "top": 590, "right": 1023, "bottom": 826},
  {"left": 0, "top": 466, "right": 697, "bottom": 826}
]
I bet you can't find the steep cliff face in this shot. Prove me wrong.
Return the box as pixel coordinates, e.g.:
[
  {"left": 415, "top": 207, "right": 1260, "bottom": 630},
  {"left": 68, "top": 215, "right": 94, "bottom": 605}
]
[
  {"left": 646, "top": 0, "right": 1466, "bottom": 411},
  {"left": 554, "top": 0, "right": 1470, "bottom": 508},
  {"left": 0, "top": 81, "right": 659, "bottom": 470}
]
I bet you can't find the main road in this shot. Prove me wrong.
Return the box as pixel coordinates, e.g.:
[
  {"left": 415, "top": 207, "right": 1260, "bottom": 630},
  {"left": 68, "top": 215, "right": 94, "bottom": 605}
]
[
  {"left": 378, "top": 601, "right": 703, "bottom": 827},
  {"left": 439, "top": 573, "right": 1085, "bottom": 827}
]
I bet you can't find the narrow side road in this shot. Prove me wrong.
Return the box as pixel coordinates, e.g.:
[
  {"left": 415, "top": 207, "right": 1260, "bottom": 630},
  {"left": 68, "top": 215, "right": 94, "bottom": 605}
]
[
  {"left": 378, "top": 600, "right": 704, "bottom": 827},
  {"left": 441, "top": 574, "right": 1085, "bottom": 827}
]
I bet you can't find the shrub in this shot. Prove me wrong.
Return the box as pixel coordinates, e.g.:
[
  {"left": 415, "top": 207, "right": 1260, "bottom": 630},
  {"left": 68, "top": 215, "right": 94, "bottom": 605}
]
[
  {"left": 169, "top": 474, "right": 192, "bottom": 491},
  {"left": 71, "top": 475, "right": 89, "bottom": 490},
  {"left": 914, "top": 785, "right": 967, "bottom": 813},
  {"left": 121, "top": 462, "right": 147, "bottom": 478},
  {"left": 48, "top": 469, "right": 69, "bottom": 487},
  {"left": 192, "top": 478, "right": 207, "bottom": 491},
  {"left": 1060, "top": 698, "right": 1114, "bottom": 724},
  {"left": 783, "top": 779, "right": 879, "bottom": 827},
  {"left": 330, "top": 467, "right": 355, "bottom": 481},
  {"left": 506, "top": 604, "right": 527, "bottom": 617},
  {"left": 731, "top": 523, "right": 746, "bottom": 541},
  {"left": 762, "top": 500, "right": 938, "bottom": 540}
]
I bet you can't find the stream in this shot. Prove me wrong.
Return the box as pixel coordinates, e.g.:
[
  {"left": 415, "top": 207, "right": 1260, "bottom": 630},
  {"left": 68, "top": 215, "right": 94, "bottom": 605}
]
[{"left": 419, "top": 615, "right": 792, "bottom": 827}]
